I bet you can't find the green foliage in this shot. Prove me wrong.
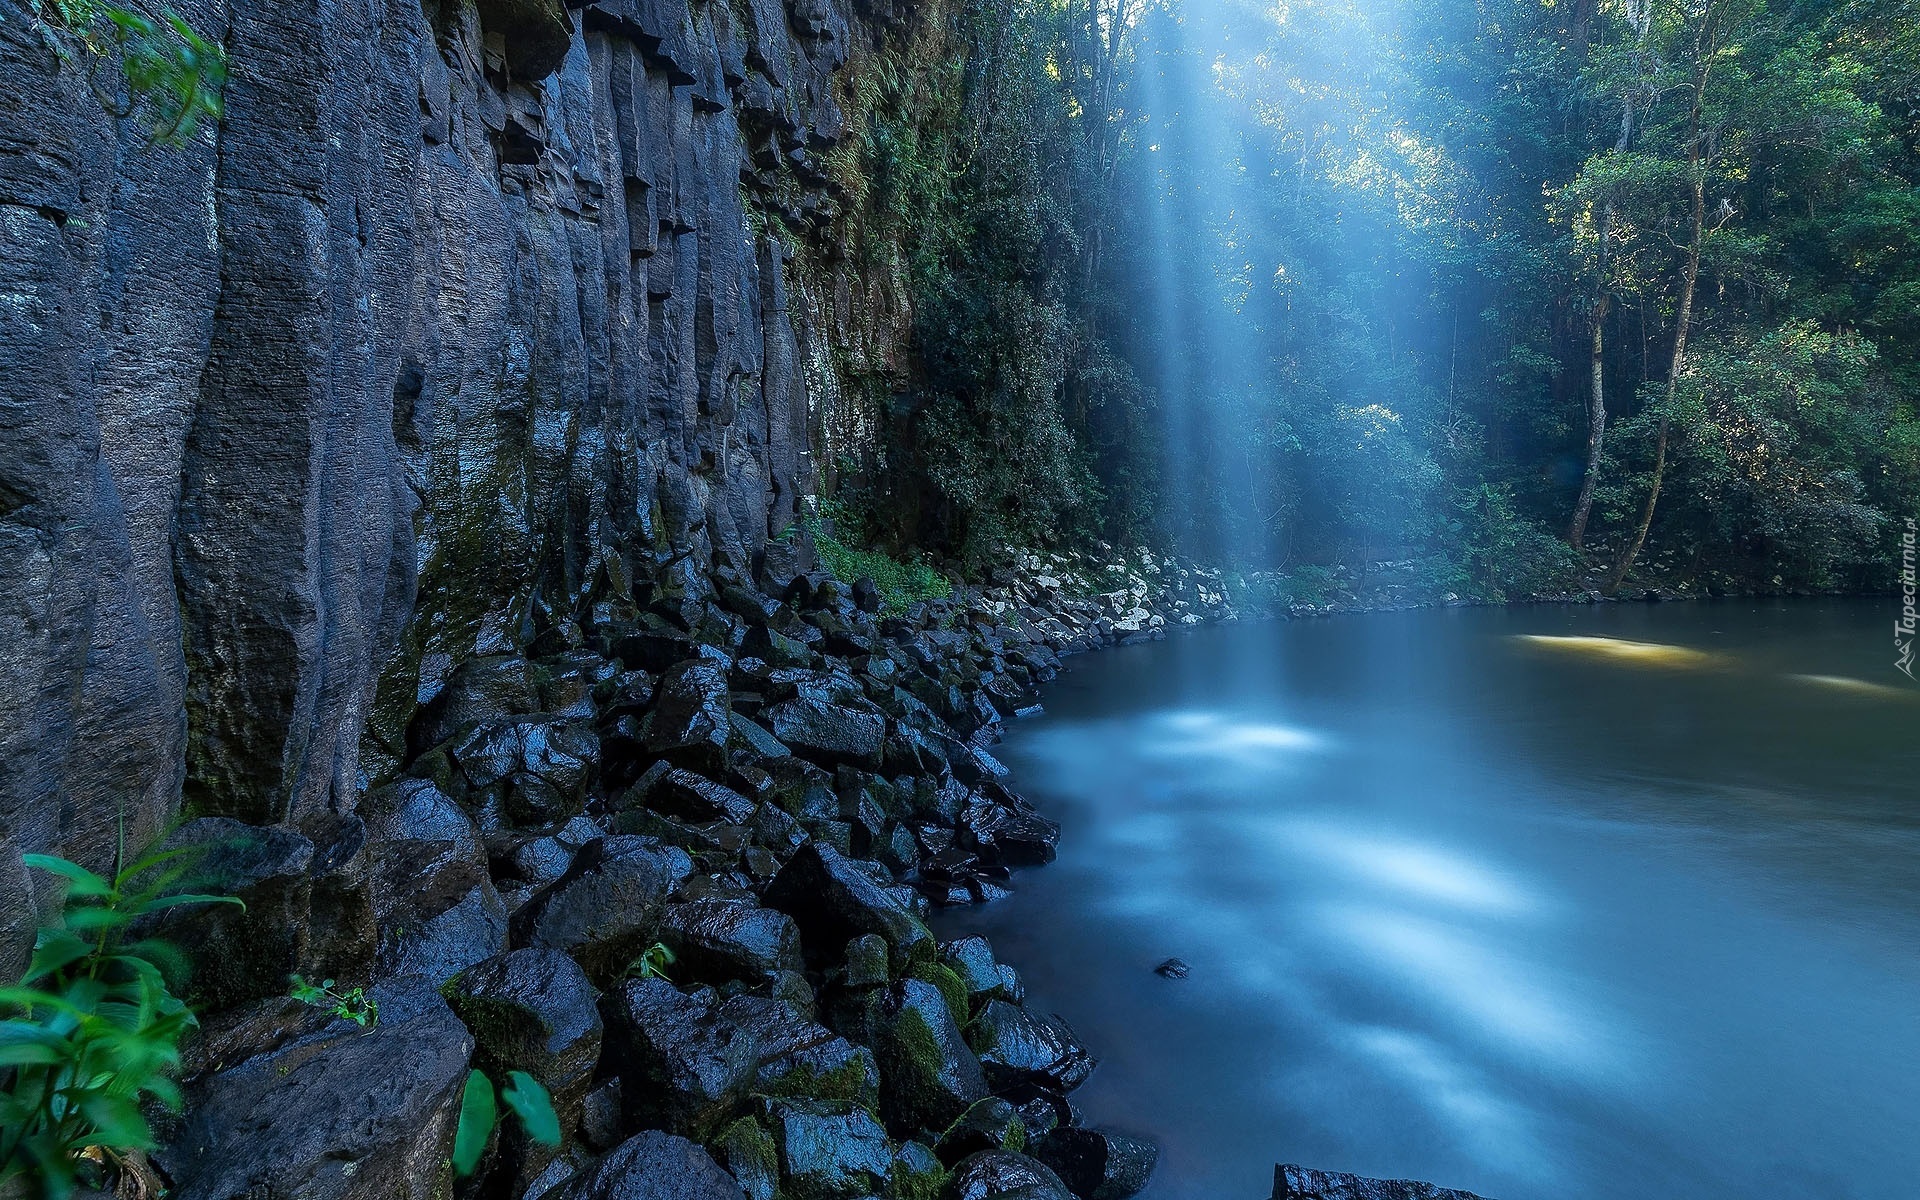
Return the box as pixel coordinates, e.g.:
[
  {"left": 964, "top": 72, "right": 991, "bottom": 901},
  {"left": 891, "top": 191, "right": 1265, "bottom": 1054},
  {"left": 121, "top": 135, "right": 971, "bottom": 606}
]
[
  {"left": 1636, "top": 323, "right": 1891, "bottom": 588},
  {"left": 1433, "top": 484, "right": 1582, "bottom": 602},
  {"left": 1058, "top": 0, "right": 1920, "bottom": 591},
  {"left": 805, "top": 503, "right": 952, "bottom": 614},
  {"left": 0, "top": 848, "right": 241, "bottom": 1196},
  {"left": 451, "top": 1067, "right": 560, "bottom": 1178},
  {"left": 25, "top": 0, "right": 225, "bottom": 143},
  {"left": 624, "top": 942, "right": 676, "bottom": 983},
  {"left": 288, "top": 974, "right": 378, "bottom": 1029},
  {"left": 827, "top": 1, "right": 1121, "bottom": 566}
]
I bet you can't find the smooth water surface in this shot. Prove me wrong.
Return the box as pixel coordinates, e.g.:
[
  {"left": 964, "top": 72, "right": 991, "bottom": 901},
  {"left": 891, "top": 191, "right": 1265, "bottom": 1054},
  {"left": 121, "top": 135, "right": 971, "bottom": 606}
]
[{"left": 940, "top": 601, "right": 1920, "bottom": 1200}]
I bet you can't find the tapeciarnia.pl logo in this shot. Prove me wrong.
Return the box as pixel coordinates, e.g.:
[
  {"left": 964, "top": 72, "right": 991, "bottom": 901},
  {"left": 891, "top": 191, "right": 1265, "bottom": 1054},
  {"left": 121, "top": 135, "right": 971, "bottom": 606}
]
[{"left": 1899, "top": 517, "right": 1917, "bottom": 679}]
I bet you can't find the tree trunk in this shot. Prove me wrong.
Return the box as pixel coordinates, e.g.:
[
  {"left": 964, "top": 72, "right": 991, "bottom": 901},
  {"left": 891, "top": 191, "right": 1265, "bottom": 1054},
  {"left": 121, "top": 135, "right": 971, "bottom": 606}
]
[
  {"left": 1566, "top": 3, "right": 1648, "bottom": 552},
  {"left": 1568, "top": 295, "right": 1608, "bottom": 549},
  {"left": 1609, "top": 5, "right": 1719, "bottom": 590}
]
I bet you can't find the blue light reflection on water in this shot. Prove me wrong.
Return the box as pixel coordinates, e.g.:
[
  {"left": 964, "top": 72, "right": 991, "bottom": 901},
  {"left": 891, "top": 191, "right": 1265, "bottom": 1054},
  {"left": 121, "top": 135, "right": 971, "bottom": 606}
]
[{"left": 937, "top": 602, "right": 1920, "bottom": 1200}]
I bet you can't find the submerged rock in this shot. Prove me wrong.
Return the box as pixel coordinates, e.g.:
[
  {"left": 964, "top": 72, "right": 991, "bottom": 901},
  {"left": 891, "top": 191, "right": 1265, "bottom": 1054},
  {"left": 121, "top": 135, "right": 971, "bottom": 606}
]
[
  {"left": 1152, "top": 958, "right": 1189, "bottom": 980},
  {"left": 1271, "top": 1165, "right": 1496, "bottom": 1200},
  {"left": 1032, "top": 1128, "right": 1157, "bottom": 1200}
]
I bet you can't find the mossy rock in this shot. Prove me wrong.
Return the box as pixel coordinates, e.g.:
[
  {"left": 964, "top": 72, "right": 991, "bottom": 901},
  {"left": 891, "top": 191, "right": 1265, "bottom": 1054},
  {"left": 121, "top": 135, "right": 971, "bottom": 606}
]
[
  {"left": 711, "top": 1116, "right": 780, "bottom": 1200},
  {"left": 907, "top": 961, "right": 970, "bottom": 1027},
  {"left": 886, "top": 1140, "right": 948, "bottom": 1200},
  {"left": 873, "top": 980, "right": 987, "bottom": 1135}
]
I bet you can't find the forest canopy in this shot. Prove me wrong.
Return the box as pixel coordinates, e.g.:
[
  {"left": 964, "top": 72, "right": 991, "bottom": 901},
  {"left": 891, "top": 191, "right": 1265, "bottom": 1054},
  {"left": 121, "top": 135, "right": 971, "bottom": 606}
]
[{"left": 837, "top": 0, "right": 1920, "bottom": 598}]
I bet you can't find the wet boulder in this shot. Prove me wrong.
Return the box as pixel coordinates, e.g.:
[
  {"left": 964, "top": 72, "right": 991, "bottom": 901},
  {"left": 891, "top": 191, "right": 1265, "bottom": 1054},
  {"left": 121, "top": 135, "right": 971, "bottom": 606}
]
[
  {"left": 763, "top": 1098, "right": 893, "bottom": 1200},
  {"left": 1270, "top": 1165, "right": 1493, "bottom": 1200},
  {"left": 660, "top": 899, "right": 804, "bottom": 985},
  {"left": 147, "top": 817, "right": 314, "bottom": 1010},
  {"left": 612, "top": 629, "right": 705, "bottom": 673},
  {"left": 560, "top": 1130, "right": 747, "bottom": 1200},
  {"left": 446, "top": 948, "right": 603, "bottom": 1117},
  {"left": 626, "top": 762, "right": 760, "bottom": 825},
  {"left": 639, "top": 660, "right": 733, "bottom": 771},
  {"left": 157, "top": 981, "right": 472, "bottom": 1200},
  {"left": 454, "top": 717, "right": 598, "bottom": 825},
  {"left": 712, "top": 1117, "right": 781, "bottom": 1200},
  {"left": 730, "top": 711, "right": 793, "bottom": 759},
  {"left": 365, "top": 779, "right": 507, "bottom": 981},
  {"left": 765, "top": 841, "right": 932, "bottom": 971},
  {"left": 944, "top": 1150, "right": 1076, "bottom": 1200},
  {"left": 765, "top": 695, "right": 886, "bottom": 769},
  {"left": 745, "top": 622, "right": 816, "bottom": 669},
  {"left": 939, "top": 936, "right": 1013, "bottom": 1007},
  {"left": 1032, "top": 1129, "right": 1158, "bottom": 1200},
  {"left": 869, "top": 978, "right": 988, "bottom": 1134},
  {"left": 512, "top": 836, "right": 693, "bottom": 982},
  {"left": 964, "top": 1002, "right": 1094, "bottom": 1093},
  {"left": 406, "top": 656, "right": 538, "bottom": 758},
  {"left": 956, "top": 799, "right": 1059, "bottom": 868},
  {"left": 934, "top": 1097, "right": 1028, "bottom": 1166},
  {"left": 719, "top": 994, "right": 880, "bottom": 1109},
  {"left": 603, "top": 977, "right": 760, "bottom": 1140},
  {"left": 891, "top": 1141, "right": 947, "bottom": 1200}
]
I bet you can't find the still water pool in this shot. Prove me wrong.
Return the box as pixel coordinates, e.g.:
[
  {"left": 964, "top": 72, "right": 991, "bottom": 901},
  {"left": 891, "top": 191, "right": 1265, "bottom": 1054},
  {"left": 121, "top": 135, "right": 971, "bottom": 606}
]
[{"left": 939, "top": 600, "right": 1920, "bottom": 1200}]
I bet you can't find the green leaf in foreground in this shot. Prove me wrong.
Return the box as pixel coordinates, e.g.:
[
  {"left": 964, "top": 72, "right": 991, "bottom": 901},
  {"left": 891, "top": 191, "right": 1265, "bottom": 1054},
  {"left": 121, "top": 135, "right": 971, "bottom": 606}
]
[
  {"left": 451, "top": 1069, "right": 497, "bottom": 1177},
  {"left": 501, "top": 1071, "right": 561, "bottom": 1148}
]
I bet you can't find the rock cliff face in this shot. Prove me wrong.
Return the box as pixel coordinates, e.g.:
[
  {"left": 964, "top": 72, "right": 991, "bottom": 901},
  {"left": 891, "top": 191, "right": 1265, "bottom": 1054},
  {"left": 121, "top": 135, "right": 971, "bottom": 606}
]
[{"left": 0, "top": 0, "right": 910, "bottom": 917}]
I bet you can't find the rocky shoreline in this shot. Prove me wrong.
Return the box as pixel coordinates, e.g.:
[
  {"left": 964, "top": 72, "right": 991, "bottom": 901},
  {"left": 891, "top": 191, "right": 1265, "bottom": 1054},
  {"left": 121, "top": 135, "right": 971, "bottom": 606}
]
[{"left": 142, "top": 545, "right": 1246, "bottom": 1200}]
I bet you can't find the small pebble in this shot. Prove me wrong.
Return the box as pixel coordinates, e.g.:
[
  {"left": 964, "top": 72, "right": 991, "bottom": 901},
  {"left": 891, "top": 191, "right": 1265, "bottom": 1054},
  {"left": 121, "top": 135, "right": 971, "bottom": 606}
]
[{"left": 1154, "top": 957, "right": 1190, "bottom": 979}]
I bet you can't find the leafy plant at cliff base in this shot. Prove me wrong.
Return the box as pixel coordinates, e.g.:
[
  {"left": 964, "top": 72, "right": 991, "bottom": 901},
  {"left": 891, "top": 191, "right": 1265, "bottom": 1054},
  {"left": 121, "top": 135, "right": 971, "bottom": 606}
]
[
  {"left": 287, "top": 974, "right": 379, "bottom": 1029},
  {"left": 22, "top": 0, "right": 225, "bottom": 142},
  {"left": 451, "top": 1069, "right": 560, "bottom": 1177},
  {"left": 0, "top": 847, "right": 242, "bottom": 1197}
]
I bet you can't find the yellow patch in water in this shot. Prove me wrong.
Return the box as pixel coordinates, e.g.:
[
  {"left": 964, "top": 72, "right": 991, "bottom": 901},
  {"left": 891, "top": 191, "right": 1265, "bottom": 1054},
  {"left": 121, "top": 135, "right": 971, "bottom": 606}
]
[
  {"left": 1512, "top": 635, "right": 1726, "bottom": 669},
  {"left": 1789, "top": 674, "right": 1916, "bottom": 700}
]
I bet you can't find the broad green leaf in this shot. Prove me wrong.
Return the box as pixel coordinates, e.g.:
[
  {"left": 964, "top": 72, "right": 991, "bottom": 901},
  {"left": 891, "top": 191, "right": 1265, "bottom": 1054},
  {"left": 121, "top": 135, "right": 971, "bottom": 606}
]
[
  {"left": 22, "top": 854, "right": 112, "bottom": 897},
  {"left": 24, "top": 930, "right": 91, "bottom": 982},
  {"left": 77, "top": 1091, "right": 154, "bottom": 1150},
  {"left": 451, "top": 1069, "right": 497, "bottom": 1177},
  {"left": 501, "top": 1070, "right": 561, "bottom": 1148}
]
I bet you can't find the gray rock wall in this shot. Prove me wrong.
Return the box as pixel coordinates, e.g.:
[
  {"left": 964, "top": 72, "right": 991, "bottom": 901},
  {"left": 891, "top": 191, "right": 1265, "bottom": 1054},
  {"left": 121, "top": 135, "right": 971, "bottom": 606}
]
[{"left": 0, "top": 0, "right": 892, "bottom": 911}]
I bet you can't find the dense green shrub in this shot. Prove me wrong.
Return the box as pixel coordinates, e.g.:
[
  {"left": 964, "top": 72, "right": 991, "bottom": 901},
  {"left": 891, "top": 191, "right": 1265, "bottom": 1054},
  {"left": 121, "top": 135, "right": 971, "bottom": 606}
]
[{"left": 0, "top": 847, "right": 239, "bottom": 1196}]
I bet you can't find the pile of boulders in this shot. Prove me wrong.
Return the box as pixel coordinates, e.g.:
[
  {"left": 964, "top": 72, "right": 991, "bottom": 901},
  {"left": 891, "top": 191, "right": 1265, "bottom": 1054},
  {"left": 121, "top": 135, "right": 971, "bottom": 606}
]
[{"left": 154, "top": 553, "right": 1192, "bottom": 1200}]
